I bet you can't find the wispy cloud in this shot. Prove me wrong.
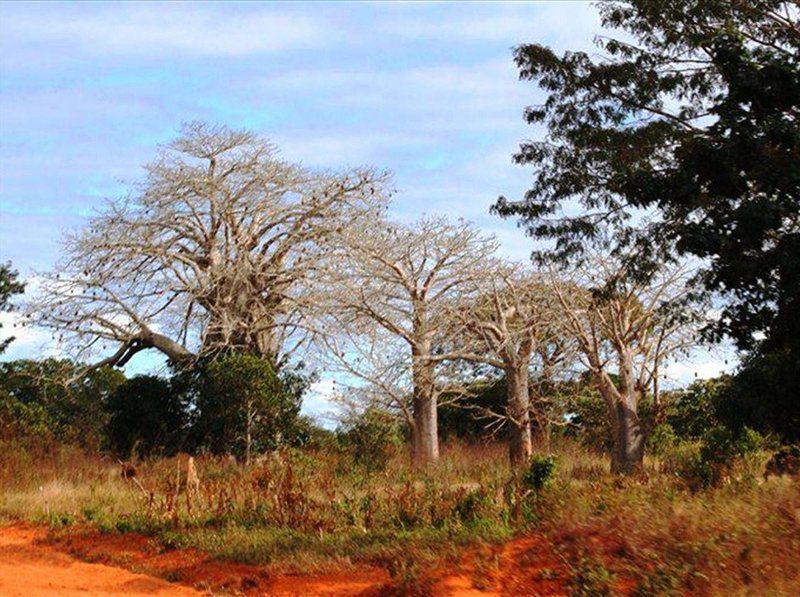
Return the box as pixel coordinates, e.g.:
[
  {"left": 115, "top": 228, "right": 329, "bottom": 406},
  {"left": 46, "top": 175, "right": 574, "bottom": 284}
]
[
  {"left": 1, "top": 4, "right": 330, "bottom": 59},
  {"left": 379, "top": 3, "right": 600, "bottom": 46}
]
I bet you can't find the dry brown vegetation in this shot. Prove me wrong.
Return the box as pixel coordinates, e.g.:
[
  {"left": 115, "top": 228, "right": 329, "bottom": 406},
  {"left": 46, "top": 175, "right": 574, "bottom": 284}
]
[{"left": 1, "top": 440, "right": 798, "bottom": 595}]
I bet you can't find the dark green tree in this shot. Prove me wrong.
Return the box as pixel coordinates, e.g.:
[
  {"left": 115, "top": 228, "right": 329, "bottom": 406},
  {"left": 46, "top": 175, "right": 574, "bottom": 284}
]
[
  {"left": 0, "top": 262, "right": 25, "bottom": 354},
  {"left": 105, "top": 375, "right": 186, "bottom": 458},
  {"left": 495, "top": 0, "right": 799, "bottom": 440},
  {"left": 191, "top": 355, "right": 304, "bottom": 463},
  {"left": 0, "top": 359, "right": 124, "bottom": 449},
  {"left": 496, "top": 1, "right": 798, "bottom": 351},
  {"left": 715, "top": 350, "right": 800, "bottom": 442},
  {"left": 667, "top": 376, "right": 728, "bottom": 441}
]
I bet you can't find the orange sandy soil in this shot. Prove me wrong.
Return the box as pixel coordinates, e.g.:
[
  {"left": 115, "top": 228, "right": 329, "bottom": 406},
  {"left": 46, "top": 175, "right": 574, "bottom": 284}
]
[
  {"left": 0, "top": 523, "right": 388, "bottom": 596},
  {"left": 0, "top": 522, "right": 631, "bottom": 595},
  {"left": 0, "top": 523, "right": 199, "bottom": 596}
]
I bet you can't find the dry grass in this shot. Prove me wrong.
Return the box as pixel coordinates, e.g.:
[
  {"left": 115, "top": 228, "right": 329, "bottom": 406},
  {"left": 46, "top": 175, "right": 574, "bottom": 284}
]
[{"left": 1, "top": 439, "right": 798, "bottom": 593}]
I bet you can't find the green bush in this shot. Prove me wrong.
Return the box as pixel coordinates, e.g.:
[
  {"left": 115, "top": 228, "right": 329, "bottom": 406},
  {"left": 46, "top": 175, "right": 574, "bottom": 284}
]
[
  {"left": 700, "top": 426, "right": 763, "bottom": 467},
  {"left": 522, "top": 454, "right": 558, "bottom": 491},
  {"left": 337, "top": 407, "right": 402, "bottom": 472},
  {"left": 106, "top": 375, "right": 187, "bottom": 458},
  {"left": 647, "top": 423, "right": 679, "bottom": 458},
  {"left": 667, "top": 377, "right": 728, "bottom": 441},
  {"left": 191, "top": 354, "right": 303, "bottom": 461},
  {"left": 0, "top": 359, "right": 125, "bottom": 451},
  {"left": 673, "top": 426, "right": 765, "bottom": 489}
]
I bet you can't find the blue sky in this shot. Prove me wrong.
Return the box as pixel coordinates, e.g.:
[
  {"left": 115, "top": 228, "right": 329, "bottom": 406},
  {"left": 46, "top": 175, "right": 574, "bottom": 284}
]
[
  {"left": 1, "top": 2, "right": 603, "bottom": 269},
  {"left": 0, "top": 2, "right": 731, "bottom": 420}
]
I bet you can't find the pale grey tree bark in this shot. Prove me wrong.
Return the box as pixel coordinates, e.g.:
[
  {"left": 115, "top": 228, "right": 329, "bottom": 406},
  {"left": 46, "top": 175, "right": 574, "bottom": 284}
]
[
  {"left": 446, "top": 263, "right": 572, "bottom": 468},
  {"left": 551, "top": 251, "right": 702, "bottom": 475}
]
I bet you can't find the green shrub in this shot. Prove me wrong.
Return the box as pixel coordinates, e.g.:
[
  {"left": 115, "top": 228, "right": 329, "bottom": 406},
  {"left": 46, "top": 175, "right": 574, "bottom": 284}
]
[
  {"left": 0, "top": 359, "right": 124, "bottom": 451},
  {"left": 522, "top": 454, "right": 558, "bottom": 491},
  {"left": 673, "top": 426, "right": 765, "bottom": 489},
  {"left": 337, "top": 408, "right": 401, "bottom": 472},
  {"left": 667, "top": 377, "right": 728, "bottom": 441},
  {"left": 191, "top": 354, "right": 303, "bottom": 461},
  {"left": 106, "top": 375, "right": 186, "bottom": 458},
  {"left": 647, "top": 423, "right": 679, "bottom": 458},
  {"left": 700, "top": 426, "right": 762, "bottom": 466}
]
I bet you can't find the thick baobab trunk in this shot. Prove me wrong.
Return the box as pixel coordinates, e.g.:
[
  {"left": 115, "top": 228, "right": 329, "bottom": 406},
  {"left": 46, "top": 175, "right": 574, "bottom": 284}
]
[
  {"left": 608, "top": 398, "right": 645, "bottom": 475},
  {"left": 411, "top": 347, "right": 439, "bottom": 467},
  {"left": 597, "top": 353, "right": 645, "bottom": 475},
  {"left": 506, "top": 364, "right": 532, "bottom": 468},
  {"left": 411, "top": 389, "right": 439, "bottom": 467},
  {"left": 203, "top": 312, "right": 278, "bottom": 363}
]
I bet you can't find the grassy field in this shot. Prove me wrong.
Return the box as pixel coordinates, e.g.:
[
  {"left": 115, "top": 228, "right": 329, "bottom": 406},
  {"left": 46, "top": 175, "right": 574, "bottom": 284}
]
[{"left": 1, "top": 440, "right": 798, "bottom": 594}]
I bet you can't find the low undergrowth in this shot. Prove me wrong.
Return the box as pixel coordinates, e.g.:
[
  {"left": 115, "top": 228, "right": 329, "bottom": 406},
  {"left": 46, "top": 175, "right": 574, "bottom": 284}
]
[{"left": 1, "top": 439, "right": 798, "bottom": 593}]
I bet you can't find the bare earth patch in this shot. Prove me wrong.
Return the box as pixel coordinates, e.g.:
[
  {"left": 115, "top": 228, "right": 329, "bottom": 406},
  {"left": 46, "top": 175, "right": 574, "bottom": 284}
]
[
  {"left": 0, "top": 523, "right": 199, "bottom": 596},
  {"left": 32, "top": 524, "right": 391, "bottom": 595},
  {"left": 2, "top": 522, "right": 579, "bottom": 596}
]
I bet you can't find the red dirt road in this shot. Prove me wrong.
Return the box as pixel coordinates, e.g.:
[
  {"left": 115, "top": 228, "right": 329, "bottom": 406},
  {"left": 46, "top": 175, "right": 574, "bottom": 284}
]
[
  {"left": 1, "top": 523, "right": 390, "bottom": 596},
  {"left": 0, "top": 524, "right": 200, "bottom": 596},
  {"left": 0, "top": 523, "right": 579, "bottom": 595}
]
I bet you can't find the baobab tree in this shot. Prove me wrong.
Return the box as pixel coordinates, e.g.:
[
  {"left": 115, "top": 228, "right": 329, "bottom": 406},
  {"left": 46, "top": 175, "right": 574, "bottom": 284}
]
[
  {"left": 320, "top": 216, "right": 498, "bottom": 466},
  {"left": 551, "top": 249, "right": 702, "bottom": 475},
  {"left": 447, "top": 263, "right": 572, "bottom": 467},
  {"left": 28, "top": 123, "right": 389, "bottom": 373}
]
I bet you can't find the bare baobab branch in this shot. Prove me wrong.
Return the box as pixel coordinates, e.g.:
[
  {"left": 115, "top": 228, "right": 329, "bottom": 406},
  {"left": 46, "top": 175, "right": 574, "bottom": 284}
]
[{"left": 27, "top": 122, "right": 391, "bottom": 373}]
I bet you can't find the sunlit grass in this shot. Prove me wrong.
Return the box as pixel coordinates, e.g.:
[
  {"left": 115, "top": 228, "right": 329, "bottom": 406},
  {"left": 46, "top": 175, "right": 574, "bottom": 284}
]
[{"left": 1, "top": 439, "right": 798, "bottom": 592}]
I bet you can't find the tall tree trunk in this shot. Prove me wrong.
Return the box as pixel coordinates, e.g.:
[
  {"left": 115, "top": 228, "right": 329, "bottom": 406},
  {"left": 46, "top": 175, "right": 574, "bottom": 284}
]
[
  {"left": 507, "top": 364, "right": 532, "bottom": 468},
  {"left": 411, "top": 350, "right": 439, "bottom": 467},
  {"left": 608, "top": 397, "right": 645, "bottom": 475},
  {"left": 596, "top": 350, "right": 645, "bottom": 475},
  {"left": 412, "top": 389, "right": 439, "bottom": 467}
]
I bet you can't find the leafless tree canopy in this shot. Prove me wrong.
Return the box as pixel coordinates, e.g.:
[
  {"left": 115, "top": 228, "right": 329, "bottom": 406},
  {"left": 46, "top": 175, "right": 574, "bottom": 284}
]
[
  {"left": 551, "top": 249, "right": 703, "bottom": 473},
  {"left": 445, "top": 262, "right": 575, "bottom": 462},
  {"left": 28, "top": 123, "right": 390, "bottom": 371},
  {"left": 448, "top": 264, "right": 565, "bottom": 371},
  {"left": 317, "top": 216, "right": 498, "bottom": 464},
  {"left": 22, "top": 122, "right": 709, "bottom": 474}
]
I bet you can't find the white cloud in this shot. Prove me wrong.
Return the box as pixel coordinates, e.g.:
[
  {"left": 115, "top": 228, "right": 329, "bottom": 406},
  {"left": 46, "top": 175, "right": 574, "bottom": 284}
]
[
  {"left": 0, "top": 276, "right": 61, "bottom": 361},
  {"left": 0, "top": 311, "right": 61, "bottom": 360},
  {"left": 380, "top": 3, "right": 601, "bottom": 46},
  {"left": 662, "top": 349, "right": 738, "bottom": 386},
  {"left": 2, "top": 5, "right": 329, "bottom": 57},
  {"left": 251, "top": 58, "right": 533, "bottom": 128},
  {"left": 274, "top": 130, "right": 432, "bottom": 168}
]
